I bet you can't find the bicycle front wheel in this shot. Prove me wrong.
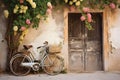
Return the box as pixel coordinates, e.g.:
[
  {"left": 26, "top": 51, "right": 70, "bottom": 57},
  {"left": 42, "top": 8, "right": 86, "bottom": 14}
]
[
  {"left": 10, "top": 54, "right": 31, "bottom": 76},
  {"left": 43, "top": 54, "right": 64, "bottom": 75}
]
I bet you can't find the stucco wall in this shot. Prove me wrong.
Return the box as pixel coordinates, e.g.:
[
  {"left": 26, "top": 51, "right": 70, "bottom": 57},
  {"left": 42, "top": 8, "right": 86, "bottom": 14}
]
[
  {"left": 0, "top": 3, "right": 120, "bottom": 72},
  {"left": 18, "top": 7, "right": 65, "bottom": 62},
  {"left": 0, "top": 2, "right": 7, "bottom": 72},
  {"left": 109, "top": 9, "right": 120, "bottom": 71}
]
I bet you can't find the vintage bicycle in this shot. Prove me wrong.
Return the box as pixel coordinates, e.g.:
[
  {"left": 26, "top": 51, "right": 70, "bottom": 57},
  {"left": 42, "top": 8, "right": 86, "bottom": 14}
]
[{"left": 10, "top": 41, "right": 64, "bottom": 76}]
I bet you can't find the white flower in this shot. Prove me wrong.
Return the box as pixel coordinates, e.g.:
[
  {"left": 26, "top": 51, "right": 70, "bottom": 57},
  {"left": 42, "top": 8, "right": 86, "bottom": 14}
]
[
  {"left": 13, "top": 26, "right": 18, "bottom": 31},
  {"left": 47, "top": 2, "right": 52, "bottom": 7},
  {"left": 69, "top": 1, "right": 73, "bottom": 5},
  {"left": 4, "top": 10, "right": 9, "bottom": 18},
  {"left": 75, "top": 1, "right": 80, "bottom": 6}
]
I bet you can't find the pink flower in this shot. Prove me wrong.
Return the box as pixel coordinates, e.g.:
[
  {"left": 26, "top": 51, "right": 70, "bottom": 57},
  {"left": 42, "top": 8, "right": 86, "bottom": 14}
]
[
  {"left": 82, "top": 7, "right": 89, "bottom": 13},
  {"left": 87, "top": 13, "right": 92, "bottom": 22},
  {"left": 26, "top": 19, "right": 31, "bottom": 25},
  {"left": 46, "top": 8, "right": 52, "bottom": 14},
  {"left": 109, "top": 3, "right": 116, "bottom": 9},
  {"left": 87, "top": 17, "right": 92, "bottom": 22},
  {"left": 19, "top": 0, "right": 24, "bottom": 4},
  {"left": 70, "top": 6, "right": 75, "bottom": 12},
  {"left": 48, "top": 5, "right": 53, "bottom": 10},
  {"left": 80, "top": 16, "right": 86, "bottom": 21},
  {"left": 87, "top": 13, "right": 91, "bottom": 18},
  {"left": 20, "top": 26, "right": 26, "bottom": 31}
]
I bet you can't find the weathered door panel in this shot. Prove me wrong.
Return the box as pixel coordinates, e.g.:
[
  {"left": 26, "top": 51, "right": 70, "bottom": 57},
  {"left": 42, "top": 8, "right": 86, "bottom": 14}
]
[
  {"left": 69, "top": 39, "right": 84, "bottom": 72},
  {"left": 68, "top": 13, "right": 103, "bottom": 72},
  {"left": 69, "top": 51, "right": 84, "bottom": 72}
]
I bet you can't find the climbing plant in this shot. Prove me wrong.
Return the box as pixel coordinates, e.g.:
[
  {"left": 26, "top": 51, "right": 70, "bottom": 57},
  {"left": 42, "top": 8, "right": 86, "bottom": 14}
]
[
  {"left": 3, "top": 0, "right": 52, "bottom": 71},
  {"left": 64, "top": 0, "right": 120, "bottom": 30},
  {"left": 2, "top": 0, "right": 120, "bottom": 71}
]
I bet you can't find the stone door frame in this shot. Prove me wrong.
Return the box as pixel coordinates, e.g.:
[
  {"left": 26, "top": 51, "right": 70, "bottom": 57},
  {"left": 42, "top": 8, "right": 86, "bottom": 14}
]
[{"left": 63, "top": 7, "right": 111, "bottom": 72}]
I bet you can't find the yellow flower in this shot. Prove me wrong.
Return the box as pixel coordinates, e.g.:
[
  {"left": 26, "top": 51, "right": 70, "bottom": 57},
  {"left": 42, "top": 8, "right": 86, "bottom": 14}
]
[
  {"left": 13, "top": 7, "right": 19, "bottom": 13},
  {"left": 69, "top": 1, "right": 73, "bottom": 5},
  {"left": 23, "top": 6, "right": 28, "bottom": 13},
  {"left": 26, "top": 0, "right": 33, "bottom": 3},
  {"left": 15, "top": 5, "right": 19, "bottom": 9},
  {"left": 31, "top": 2, "right": 36, "bottom": 8},
  {"left": 19, "top": 5, "right": 28, "bottom": 13},
  {"left": 24, "top": 6, "right": 28, "bottom": 10},
  {"left": 13, "top": 5, "right": 19, "bottom": 13},
  {"left": 73, "top": 0, "right": 77, "bottom": 2},
  {"left": 19, "top": 41, "right": 22, "bottom": 44},
  {"left": 75, "top": 1, "right": 80, "bottom": 6},
  {"left": 36, "top": 14, "right": 41, "bottom": 19},
  {"left": 20, "top": 35, "right": 24, "bottom": 40},
  {"left": 19, "top": 9, "right": 23, "bottom": 13},
  {"left": 64, "top": 0, "right": 68, "bottom": 3},
  {"left": 23, "top": 10, "right": 26, "bottom": 13},
  {"left": 4, "top": 10, "right": 9, "bottom": 18},
  {"left": 13, "top": 26, "right": 18, "bottom": 31},
  {"left": 22, "top": 29, "right": 28, "bottom": 35},
  {"left": 14, "top": 31, "right": 17, "bottom": 36}
]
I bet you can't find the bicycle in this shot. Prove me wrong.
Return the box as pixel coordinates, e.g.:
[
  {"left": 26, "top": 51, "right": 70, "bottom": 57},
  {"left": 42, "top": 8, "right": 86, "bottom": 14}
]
[{"left": 10, "top": 41, "right": 64, "bottom": 76}]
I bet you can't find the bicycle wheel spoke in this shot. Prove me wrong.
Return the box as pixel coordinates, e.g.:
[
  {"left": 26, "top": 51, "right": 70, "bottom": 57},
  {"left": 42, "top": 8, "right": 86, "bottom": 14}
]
[
  {"left": 43, "top": 54, "right": 64, "bottom": 75},
  {"left": 10, "top": 54, "right": 31, "bottom": 76}
]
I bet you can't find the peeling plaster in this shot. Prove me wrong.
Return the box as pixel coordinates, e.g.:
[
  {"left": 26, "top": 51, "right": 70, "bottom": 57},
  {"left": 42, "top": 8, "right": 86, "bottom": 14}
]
[{"left": 109, "top": 10, "right": 120, "bottom": 49}]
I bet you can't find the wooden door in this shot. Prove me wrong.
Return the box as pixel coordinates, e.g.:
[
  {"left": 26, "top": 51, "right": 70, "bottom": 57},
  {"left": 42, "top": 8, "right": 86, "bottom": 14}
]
[{"left": 68, "top": 13, "right": 103, "bottom": 72}]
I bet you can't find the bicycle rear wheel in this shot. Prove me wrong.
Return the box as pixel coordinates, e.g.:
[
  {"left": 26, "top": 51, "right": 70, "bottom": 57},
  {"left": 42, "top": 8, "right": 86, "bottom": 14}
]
[
  {"left": 10, "top": 54, "right": 31, "bottom": 76},
  {"left": 43, "top": 54, "right": 64, "bottom": 75}
]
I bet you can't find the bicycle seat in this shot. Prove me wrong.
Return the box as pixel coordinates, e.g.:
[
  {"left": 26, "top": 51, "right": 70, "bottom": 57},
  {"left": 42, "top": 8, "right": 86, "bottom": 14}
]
[{"left": 23, "top": 45, "right": 33, "bottom": 50}]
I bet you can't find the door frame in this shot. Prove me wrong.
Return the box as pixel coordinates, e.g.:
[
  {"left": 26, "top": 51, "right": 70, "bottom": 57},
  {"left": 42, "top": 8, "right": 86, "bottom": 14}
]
[{"left": 63, "top": 7, "right": 110, "bottom": 72}]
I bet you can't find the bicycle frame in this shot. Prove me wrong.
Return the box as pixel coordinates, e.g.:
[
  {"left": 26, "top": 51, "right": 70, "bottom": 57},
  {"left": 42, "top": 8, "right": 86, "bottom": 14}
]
[
  {"left": 21, "top": 46, "right": 50, "bottom": 69},
  {"left": 10, "top": 43, "right": 64, "bottom": 76}
]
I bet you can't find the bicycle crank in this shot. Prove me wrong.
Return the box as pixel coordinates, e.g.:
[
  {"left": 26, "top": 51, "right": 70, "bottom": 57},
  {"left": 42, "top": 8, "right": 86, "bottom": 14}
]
[{"left": 21, "top": 62, "right": 39, "bottom": 68}]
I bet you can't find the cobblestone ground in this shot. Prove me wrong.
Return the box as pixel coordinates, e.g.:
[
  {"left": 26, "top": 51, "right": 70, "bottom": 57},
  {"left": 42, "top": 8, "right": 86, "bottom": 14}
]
[{"left": 0, "top": 72, "right": 120, "bottom": 80}]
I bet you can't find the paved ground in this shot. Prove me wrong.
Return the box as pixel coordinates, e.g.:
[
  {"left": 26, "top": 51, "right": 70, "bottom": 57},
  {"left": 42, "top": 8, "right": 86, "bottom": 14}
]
[{"left": 0, "top": 72, "right": 120, "bottom": 80}]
